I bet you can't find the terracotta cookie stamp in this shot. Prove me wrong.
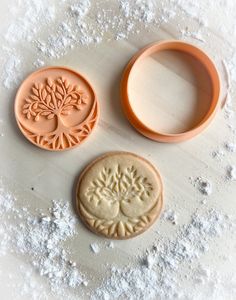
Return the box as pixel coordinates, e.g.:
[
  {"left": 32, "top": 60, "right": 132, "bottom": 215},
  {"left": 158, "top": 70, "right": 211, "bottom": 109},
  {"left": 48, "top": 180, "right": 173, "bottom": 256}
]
[
  {"left": 76, "top": 152, "right": 163, "bottom": 239},
  {"left": 15, "top": 66, "right": 99, "bottom": 151}
]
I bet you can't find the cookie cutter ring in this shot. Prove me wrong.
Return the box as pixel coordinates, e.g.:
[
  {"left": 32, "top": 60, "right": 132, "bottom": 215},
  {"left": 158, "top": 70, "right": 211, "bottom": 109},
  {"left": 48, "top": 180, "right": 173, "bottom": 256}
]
[{"left": 121, "top": 40, "right": 221, "bottom": 143}]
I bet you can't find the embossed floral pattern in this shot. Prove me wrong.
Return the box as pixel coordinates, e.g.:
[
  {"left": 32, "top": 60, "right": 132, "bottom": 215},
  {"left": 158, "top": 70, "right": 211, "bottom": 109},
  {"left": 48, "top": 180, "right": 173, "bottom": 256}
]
[
  {"left": 79, "top": 164, "right": 161, "bottom": 238},
  {"left": 18, "top": 76, "right": 98, "bottom": 150},
  {"left": 86, "top": 166, "right": 153, "bottom": 208},
  {"left": 22, "top": 77, "right": 87, "bottom": 121}
]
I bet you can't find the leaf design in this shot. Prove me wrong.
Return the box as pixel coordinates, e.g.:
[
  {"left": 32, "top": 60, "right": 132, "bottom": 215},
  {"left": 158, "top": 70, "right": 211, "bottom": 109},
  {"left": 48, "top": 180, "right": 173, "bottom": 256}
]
[
  {"left": 79, "top": 199, "right": 160, "bottom": 238},
  {"left": 78, "top": 163, "right": 160, "bottom": 238},
  {"left": 22, "top": 77, "right": 88, "bottom": 122},
  {"left": 85, "top": 165, "right": 153, "bottom": 207},
  {"left": 47, "top": 78, "right": 53, "bottom": 87},
  {"left": 18, "top": 101, "right": 98, "bottom": 151}
]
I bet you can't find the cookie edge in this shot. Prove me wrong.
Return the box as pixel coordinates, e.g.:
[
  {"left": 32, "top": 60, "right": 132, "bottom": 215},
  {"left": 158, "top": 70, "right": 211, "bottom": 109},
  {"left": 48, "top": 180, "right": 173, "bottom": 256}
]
[{"left": 75, "top": 151, "right": 164, "bottom": 240}]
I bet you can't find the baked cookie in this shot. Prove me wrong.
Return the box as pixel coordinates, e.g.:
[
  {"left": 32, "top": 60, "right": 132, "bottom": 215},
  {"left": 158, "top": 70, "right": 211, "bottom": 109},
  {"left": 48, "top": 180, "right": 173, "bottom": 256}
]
[{"left": 76, "top": 152, "right": 163, "bottom": 239}]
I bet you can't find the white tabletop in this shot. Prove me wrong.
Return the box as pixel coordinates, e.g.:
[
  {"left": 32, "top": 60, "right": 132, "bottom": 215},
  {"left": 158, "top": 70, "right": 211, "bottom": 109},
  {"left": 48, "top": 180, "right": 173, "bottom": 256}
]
[{"left": 0, "top": 1, "right": 236, "bottom": 299}]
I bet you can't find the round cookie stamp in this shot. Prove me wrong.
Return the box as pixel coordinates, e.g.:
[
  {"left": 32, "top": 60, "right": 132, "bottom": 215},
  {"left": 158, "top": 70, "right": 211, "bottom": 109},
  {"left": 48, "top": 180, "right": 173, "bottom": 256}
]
[
  {"left": 15, "top": 66, "right": 99, "bottom": 151},
  {"left": 76, "top": 152, "right": 163, "bottom": 239}
]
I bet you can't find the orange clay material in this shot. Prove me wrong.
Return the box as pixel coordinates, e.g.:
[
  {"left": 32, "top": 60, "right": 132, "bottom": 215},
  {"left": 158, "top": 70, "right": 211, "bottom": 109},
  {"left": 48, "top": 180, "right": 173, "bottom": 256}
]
[
  {"left": 15, "top": 66, "right": 99, "bottom": 151},
  {"left": 121, "top": 40, "right": 221, "bottom": 143}
]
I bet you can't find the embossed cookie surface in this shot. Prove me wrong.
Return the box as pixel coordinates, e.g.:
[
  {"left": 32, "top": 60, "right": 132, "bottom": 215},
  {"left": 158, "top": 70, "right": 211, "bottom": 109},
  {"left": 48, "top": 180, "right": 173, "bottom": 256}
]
[
  {"left": 76, "top": 152, "right": 163, "bottom": 239},
  {"left": 15, "top": 66, "right": 99, "bottom": 151}
]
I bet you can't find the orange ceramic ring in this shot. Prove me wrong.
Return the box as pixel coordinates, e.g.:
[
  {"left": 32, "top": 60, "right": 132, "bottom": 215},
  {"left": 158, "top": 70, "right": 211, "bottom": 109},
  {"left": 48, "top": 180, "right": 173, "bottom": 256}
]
[{"left": 121, "top": 40, "right": 221, "bottom": 143}]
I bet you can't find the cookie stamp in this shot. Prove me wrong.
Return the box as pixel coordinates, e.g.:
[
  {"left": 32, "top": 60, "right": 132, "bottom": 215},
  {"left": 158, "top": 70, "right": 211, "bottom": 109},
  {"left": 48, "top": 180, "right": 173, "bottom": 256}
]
[
  {"left": 76, "top": 152, "right": 163, "bottom": 239},
  {"left": 15, "top": 66, "right": 99, "bottom": 151}
]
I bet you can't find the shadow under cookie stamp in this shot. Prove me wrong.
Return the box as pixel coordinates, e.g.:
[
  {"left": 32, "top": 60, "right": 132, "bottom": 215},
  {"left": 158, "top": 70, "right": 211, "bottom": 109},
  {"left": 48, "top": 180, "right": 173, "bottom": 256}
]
[
  {"left": 76, "top": 152, "right": 163, "bottom": 239},
  {"left": 15, "top": 66, "right": 99, "bottom": 151}
]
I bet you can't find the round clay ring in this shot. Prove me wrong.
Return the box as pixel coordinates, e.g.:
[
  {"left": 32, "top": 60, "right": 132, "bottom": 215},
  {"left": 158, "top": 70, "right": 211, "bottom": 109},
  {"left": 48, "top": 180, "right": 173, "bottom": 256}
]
[
  {"left": 15, "top": 66, "right": 99, "bottom": 151},
  {"left": 121, "top": 40, "right": 221, "bottom": 143},
  {"left": 76, "top": 152, "right": 163, "bottom": 239}
]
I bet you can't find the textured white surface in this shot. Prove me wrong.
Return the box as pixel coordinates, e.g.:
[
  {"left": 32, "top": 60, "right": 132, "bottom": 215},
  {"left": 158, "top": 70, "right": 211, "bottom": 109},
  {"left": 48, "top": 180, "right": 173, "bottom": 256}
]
[{"left": 0, "top": 0, "right": 236, "bottom": 299}]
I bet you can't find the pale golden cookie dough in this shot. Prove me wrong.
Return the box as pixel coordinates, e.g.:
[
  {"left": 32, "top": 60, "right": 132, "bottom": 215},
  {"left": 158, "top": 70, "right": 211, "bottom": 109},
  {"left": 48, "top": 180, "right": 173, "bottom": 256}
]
[{"left": 76, "top": 152, "right": 163, "bottom": 239}]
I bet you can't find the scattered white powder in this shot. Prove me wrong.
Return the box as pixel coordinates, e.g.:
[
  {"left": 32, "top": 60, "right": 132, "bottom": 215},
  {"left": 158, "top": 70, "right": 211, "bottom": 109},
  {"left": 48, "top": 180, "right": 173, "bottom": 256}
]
[
  {"left": 92, "top": 209, "right": 232, "bottom": 300},
  {"left": 33, "top": 58, "right": 45, "bottom": 68},
  {"left": 11, "top": 265, "right": 48, "bottom": 300},
  {"left": 91, "top": 264, "right": 159, "bottom": 300},
  {"left": 4, "top": 0, "right": 56, "bottom": 44},
  {"left": 14, "top": 200, "right": 86, "bottom": 293},
  {"left": 115, "top": 32, "right": 127, "bottom": 41},
  {"left": 107, "top": 241, "right": 114, "bottom": 249},
  {"left": 212, "top": 149, "right": 225, "bottom": 161},
  {"left": 180, "top": 27, "right": 205, "bottom": 43},
  {"left": 90, "top": 243, "right": 101, "bottom": 254},
  {"left": 1, "top": 0, "right": 236, "bottom": 89},
  {"left": 193, "top": 264, "right": 211, "bottom": 284},
  {"left": 190, "top": 177, "right": 213, "bottom": 196},
  {"left": 226, "top": 165, "right": 236, "bottom": 180},
  {"left": 157, "top": 209, "right": 228, "bottom": 271},
  {"left": 34, "top": 0, "right": 159, "bottom": 59},
  {"left": 0, "top": 187, "right": 87, "bottom": 298},
  {"left": 70, "top": 0, "right": 91, "bottom": 18},
  {"left": 0, "top": 0, "right": 177, "bottom": 87},
  {"left": 0, "top": 188, "right": 16, "bottom": 215},
  {"left": 2, "top": 0, "right": 236, "bottom": 89},
  {"left": 1, "top": 1, "right": 236, "bottom": 299},
  {"left": 225, "top": 142, "right": 236, "bottom": 153},
  {"left": 1, "top": 53, "right": 22, "bottom": 89},
  {"left": 90, "top": 241, "right": 115, "bottom": 253},
  {"left": 1, "top": 183, "right": 233, "bottom": 299},
  {"left": 0, "top": 188, "right": 19, "bottom": 256},
  {"left": 162, "top": 208, "right": 178, "bottom": 225},
  {"left": 119, "top": 0, "right": 156, "bottom": 23},
  {"left": 143, "top": 253, "right": 156, "bottom": 269}
]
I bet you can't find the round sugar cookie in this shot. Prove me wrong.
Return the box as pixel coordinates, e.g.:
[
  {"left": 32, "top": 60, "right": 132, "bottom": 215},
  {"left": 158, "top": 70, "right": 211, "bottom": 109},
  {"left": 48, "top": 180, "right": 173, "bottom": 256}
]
[{"left": 76, "top": 152, "right": 163, "bottom": 239}]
